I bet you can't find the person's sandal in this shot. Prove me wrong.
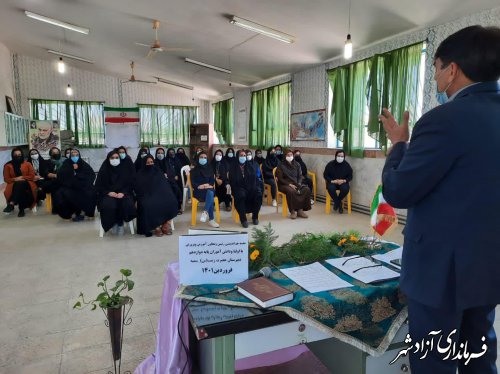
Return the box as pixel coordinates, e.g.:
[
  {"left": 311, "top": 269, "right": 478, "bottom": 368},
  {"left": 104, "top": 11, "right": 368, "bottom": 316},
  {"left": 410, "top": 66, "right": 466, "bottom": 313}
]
[
  {"left": 161, "top": 222, "right": 173, "bottom": 235},
  {"left": 154, "top": 227, "right": 164, "bottom": 237}
]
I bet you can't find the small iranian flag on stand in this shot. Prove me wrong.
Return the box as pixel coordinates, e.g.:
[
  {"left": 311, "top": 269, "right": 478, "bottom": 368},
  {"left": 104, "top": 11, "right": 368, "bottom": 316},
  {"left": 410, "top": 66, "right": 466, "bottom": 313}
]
[
  {"left": 104, "top": 107, "right": 140, "bottom": 124},
  {"left": 370, "top": 184, "right": 398, "bottom": 236}
]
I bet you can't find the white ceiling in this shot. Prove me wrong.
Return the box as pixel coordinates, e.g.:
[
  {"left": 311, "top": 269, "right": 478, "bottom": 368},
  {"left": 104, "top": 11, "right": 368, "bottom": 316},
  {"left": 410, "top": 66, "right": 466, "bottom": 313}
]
[{"left": 0, "top": 0, "right": 498, "bottom": 100}]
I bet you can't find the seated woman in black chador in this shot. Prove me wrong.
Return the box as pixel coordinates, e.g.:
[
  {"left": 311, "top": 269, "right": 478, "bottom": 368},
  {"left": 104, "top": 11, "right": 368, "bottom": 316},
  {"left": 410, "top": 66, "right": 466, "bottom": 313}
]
[
  {"left": 134, "top": 155, "right": 177, "bottom": 237},
  {"left": 134, "top": 147, "right": 150, "bottom": 171},
  {"left": 323, "top": 150, "right": 353, "bottom": 214},
  {"left": 95, "top": 149, "right": 137, "bottom": 234},
  {"left": 212, "top": 149, "right": 231, "bottom": 212},
  {"left": 262, "top": 146, "right": 279, "bottom": 207},
  {"left": 155, "top": 147, "right": 182, "bottom": 214},
  {"left": 55, "top": 149, "right": 96, "bottom": 221},
  {"left": 228, "top": 149, "right": 263, "bottom": 228}
]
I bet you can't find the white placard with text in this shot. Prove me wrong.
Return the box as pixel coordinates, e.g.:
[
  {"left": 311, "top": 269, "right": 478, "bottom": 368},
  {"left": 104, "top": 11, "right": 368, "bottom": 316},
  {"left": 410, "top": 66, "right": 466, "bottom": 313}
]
[{"left": 179, "top": 233, "right": 248, "bottom": 285}]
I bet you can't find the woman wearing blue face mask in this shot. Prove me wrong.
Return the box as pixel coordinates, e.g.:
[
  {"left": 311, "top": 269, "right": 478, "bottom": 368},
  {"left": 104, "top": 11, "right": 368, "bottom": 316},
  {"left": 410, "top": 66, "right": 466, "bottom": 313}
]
[
  {"left": 117, "top": 146, "right": 134, "bottom": 167},
  {"left": 55, "top": 149, "right": 96, "bottom": 221},
  {"left": 95, "top": 150, "right": 137, "bottom": 234},
  {"left": 190, "top": 151, "right": 219, "bottom": 227},
  {"left": 212, "top": 149, "right": 231, "bottom": 211},
  {"left": 228, "top": 150, "right": 263, "bottom": 228},
  {"left": 274, "top": 144, "right": 284, "bottom": 161},
  {"left": 224, "top": 147, "right": 236, "bottom": 168},
  {"left": 323, "top": 150, "right": 353, "bottom": 214}
]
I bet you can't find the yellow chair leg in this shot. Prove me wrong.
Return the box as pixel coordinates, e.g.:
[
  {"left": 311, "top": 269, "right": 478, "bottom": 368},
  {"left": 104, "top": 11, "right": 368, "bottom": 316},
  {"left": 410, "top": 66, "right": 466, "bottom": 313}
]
[
  {"left": 325, "top": 193, "right": 331, "bottom": 214},
  {"left": 347, "top": 192, "right": 352, "bottom": 214},
  {"left": 282, "top": 198, "right": 287, "bottom": 217},
  {"left": 191, "top": 200, "right": 198, "bottom": 226},
  {"left": 313, "top": 180, "right": 317, "bottom": 203},
  {"left": 46, "top": 193, "right": 52, "bottom": 213},
  {"left": 265, "top": 185, "right": 272, "bottom": 206},
  {"left": 215, "top": 197, "right": 221, "bottom": 223}
]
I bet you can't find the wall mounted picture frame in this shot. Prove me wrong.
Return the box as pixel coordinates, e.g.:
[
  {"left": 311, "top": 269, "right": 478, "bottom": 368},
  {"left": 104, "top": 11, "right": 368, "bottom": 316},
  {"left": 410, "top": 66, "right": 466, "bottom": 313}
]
[{"left": 290, "top": 109, "right": 326, "bottom": 141}]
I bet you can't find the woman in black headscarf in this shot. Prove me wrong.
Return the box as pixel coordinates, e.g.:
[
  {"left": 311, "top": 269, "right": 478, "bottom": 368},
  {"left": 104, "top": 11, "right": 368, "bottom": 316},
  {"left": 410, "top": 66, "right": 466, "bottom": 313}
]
[
  {"left": 175, "top": 147, "right": 190, "bottom": 168},
  {"left": 3, "top": 148, "right": 37, "bottom": 217},
  {"left": 134, "top": 147, "right": 150, "bottom": 171},
  {"left": 276, "top": 149, "right": 311, "bottom": 219},
  {"left": 190, "top": 151, "right": 219, "bottom": 227},
  {"left": 262, "top": 147, "right": 280, "bottom": 206},
  {"left": 224, "top": 147, "right": 236, "bottom": 168},
  {"left": 42, "top": 147, "right": 64, "bottom": 214},
  {"left": 56, "top": 149, "right": 96, "bottom": 221},
  {"left": 228, "top": 150, "right": 263, "bottom": 228},
  {"left": 293, "top": 149, "right": 313, "bottom": 193},
  {"left": 274, "top": 144, "right": 284, "bottom": 161},
  {"left": 323, "top": 150, "right": 353, "bottom": 214},
  {"left": 95, "top": 150, "right": 137, "bottom": 233},
  {"left": 27, "top": 148, "right": 49, "bottom": 203},
  {"left": 134, "top": 155, "right": 177, "bottom": 237},
  {"left": 254, "top": 149, "right": 264, "bottom": 166},
  {"left": 63, "top": 147, "right": 73, "bottom": 160},
  {"left": 117, "top": 146, "right": 134, "bottom": 168},
  {"left": 212, "top": 149, "right": 231, "bottom": 211},
  {"left": 156, "top": 147, "right": 182, "bottom": 214}
]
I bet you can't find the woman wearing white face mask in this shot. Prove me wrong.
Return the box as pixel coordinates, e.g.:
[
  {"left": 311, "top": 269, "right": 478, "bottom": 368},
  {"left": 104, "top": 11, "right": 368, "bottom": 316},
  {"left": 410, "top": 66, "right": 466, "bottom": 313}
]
[
  {"left": 95, "top": 150, "right": 137, "bottom": 234},
  {"left": 212, "top": 149, "right": 231, "bottom": 211},
  {"left": 323, "top": 150, "right": 353, "bottom": 214},
  {"left": 276, "top": 149, "right": 311, "bottom": 219},
  {"left": 27, "top": 148, "right": 49, "bottom": 204}
]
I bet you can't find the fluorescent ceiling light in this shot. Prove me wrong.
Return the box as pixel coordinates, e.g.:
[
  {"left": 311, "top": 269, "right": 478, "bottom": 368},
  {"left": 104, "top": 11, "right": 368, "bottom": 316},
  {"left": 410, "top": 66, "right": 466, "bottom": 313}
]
[
  {"left": 47, "top": 50, "right": 94, "bottom": 64},
  {"left": 230, "top": 16, "right": 295, "bottom": 44},
  {"left": 66, "top": 84, "right": 73, "bottom": 96},
  {"left": 25, "top": 11, "right": 90, "bottom": 35},
  {"left": 185, "top": 58, "right": 231, "bottom": 74},
  {"left": 155, "top": 77, "right": 194, "bottom": 91},
  {"left": 57, "top": 57, "right": 65, "bottom": 74}
]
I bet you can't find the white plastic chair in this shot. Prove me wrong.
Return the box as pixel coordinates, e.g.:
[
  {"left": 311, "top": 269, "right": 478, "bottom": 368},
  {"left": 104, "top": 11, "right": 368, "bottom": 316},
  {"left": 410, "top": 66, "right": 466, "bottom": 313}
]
[
  {"left": 99, "top": 217, "right": 135, "bottom": 238},
  {"left": 180, "top": 165, "right": 191, "bottom": 212}
]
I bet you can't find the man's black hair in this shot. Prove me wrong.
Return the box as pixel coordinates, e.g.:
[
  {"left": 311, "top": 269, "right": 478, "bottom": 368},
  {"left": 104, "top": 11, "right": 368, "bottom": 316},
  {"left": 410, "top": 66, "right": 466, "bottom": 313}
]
[{"left": 435, "top": 25, "right": 500, "bottom": 82}]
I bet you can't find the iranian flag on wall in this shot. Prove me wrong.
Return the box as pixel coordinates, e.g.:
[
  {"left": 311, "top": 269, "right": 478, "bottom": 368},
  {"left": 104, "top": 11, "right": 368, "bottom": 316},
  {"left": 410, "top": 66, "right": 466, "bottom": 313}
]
[
  {"left": 370, "top": 184, "right": 398, "bottom": 236},
  {"left": 104, "top": 107, "right": 140, "bottom": 124}
]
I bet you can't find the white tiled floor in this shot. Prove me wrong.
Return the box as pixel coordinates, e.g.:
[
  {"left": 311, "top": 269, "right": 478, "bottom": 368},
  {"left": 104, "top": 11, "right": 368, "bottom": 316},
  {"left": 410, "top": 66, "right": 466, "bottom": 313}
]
[{"left": 0, "top": 198, "right": 497, "bottom": 373}]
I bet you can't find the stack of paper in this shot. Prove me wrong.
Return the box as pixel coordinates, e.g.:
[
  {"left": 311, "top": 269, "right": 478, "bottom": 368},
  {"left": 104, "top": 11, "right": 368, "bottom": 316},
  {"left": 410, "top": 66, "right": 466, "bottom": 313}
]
[
  {"left": 372, "top": 247, "right": 403, "bottom": 270},
  {"left": 326, "top": 256, "right": 400, "bottom": 284},
  {"left": 280, "top": 262, "right": 353, "bottom": 293}
]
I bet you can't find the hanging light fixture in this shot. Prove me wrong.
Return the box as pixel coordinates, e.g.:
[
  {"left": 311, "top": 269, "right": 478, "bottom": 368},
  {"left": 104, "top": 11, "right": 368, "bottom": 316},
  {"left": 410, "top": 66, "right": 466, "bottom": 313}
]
[
  {"left": 57, "top": 57, "right": 65, "bottom": 73},
  {"left": 344, "top": 0, "right": 353, "bottom": 59},
  {"left": 66, "top": 84, "right": 73, "bottom": 96}
]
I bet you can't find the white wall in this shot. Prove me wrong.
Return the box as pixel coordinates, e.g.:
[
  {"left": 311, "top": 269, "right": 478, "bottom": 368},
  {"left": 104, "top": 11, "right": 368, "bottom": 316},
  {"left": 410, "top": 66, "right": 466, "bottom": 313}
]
[
  {"left": 15, "top": 54, "right": 210, "bottom": 121},
  {"left": 0, "top": 42, "right": 15, "bottom": 183}
]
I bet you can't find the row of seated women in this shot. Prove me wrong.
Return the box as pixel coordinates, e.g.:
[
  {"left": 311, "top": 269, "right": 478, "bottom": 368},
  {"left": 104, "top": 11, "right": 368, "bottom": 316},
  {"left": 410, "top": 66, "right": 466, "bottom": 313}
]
[{"left": 2, "top": 145, "right": 353, "bottom": 229}]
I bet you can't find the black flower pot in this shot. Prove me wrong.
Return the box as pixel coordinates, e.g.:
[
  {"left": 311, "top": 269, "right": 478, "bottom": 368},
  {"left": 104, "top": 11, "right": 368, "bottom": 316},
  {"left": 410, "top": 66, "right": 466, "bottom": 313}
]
[{"left": 107, "top": 305, "right": 124, "bottom": 361}]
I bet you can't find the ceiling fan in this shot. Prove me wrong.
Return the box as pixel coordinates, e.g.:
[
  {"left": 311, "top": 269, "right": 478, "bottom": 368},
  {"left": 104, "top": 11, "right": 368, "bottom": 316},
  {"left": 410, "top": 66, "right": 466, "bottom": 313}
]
[
  {"left": 135, "top": 20, "right": 191, "bottom": 59},
  {"left": 122, "top": 61, "right": 156, "bottom": 84}
]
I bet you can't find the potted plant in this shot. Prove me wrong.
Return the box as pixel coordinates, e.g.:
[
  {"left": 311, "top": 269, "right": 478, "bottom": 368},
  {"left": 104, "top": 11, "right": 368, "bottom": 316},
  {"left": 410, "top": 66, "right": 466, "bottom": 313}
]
[{"left": 73, "top": 269, "right": 134, "bottom": 365}]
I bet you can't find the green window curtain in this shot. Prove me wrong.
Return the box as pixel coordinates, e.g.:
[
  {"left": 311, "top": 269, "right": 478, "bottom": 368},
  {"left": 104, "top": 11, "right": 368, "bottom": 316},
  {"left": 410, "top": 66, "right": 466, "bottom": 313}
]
[
  {"left": 328, "top": 60, "right": 370, "bottom": 158},
  {"left": 249, "top": 82, "right": 290, "bottom": 148},
  {"left": 213, "top": 98, "right": 234, "bottom": 145},
  {"left": 139, "top": 105, "right": 197, "bottom": 146},
  {"left": 29, "top": 99, "right": 104, "bottom": 147},
  {"left": 367, "top": 42, "right": 424, "bottom": 150}
]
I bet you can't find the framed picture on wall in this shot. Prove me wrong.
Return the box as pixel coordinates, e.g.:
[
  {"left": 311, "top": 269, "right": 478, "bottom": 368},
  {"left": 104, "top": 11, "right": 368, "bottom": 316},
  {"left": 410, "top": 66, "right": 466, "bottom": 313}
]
[
  {"left": 5, "top": 96, "right": 17, "bottom": 115},
  {"left": 290, "top": 109, "right": 326, "bottom": 141}
]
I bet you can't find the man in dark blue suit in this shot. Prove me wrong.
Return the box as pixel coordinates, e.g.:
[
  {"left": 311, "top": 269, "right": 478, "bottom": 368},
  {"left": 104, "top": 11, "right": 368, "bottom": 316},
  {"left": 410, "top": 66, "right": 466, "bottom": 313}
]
[{"left": 380, "top": 25, "right": 500, "bottom": 374}]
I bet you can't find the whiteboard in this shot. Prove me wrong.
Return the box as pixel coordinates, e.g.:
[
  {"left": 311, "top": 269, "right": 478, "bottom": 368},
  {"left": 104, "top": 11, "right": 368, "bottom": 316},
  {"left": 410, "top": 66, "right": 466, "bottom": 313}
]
[{"left": 105, "top": 123, "right": 139, "bottom": 148}]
